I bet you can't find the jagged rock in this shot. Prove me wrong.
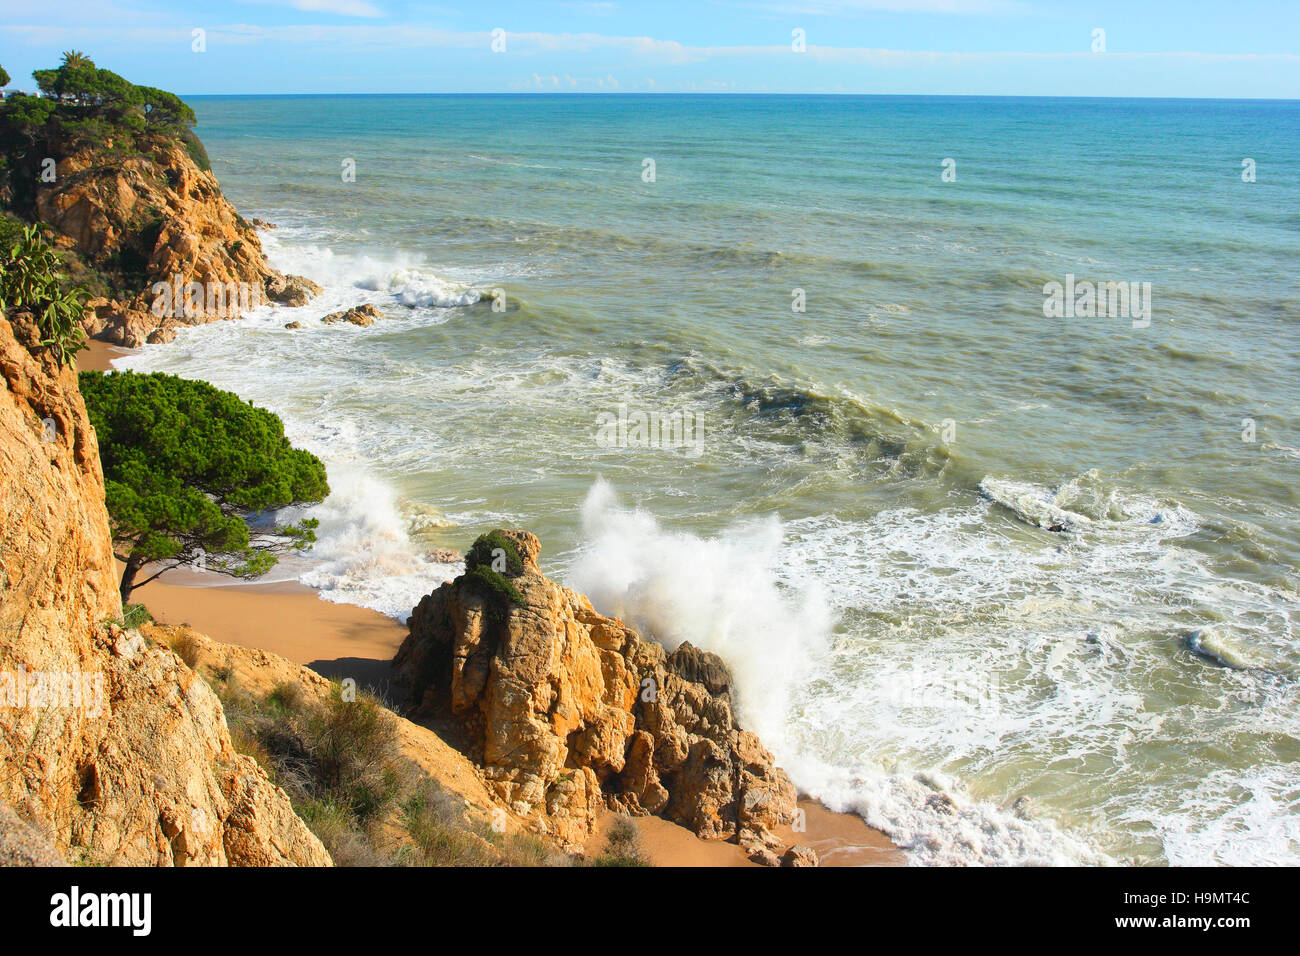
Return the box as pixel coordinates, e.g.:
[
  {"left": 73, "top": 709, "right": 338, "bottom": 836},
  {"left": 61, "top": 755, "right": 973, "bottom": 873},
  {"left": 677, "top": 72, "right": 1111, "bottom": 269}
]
[
  {"left": 26, "top": 140, "right": 274, "bottom": 344},
  {"left": 781, "top": 844, "right": 819, "bottom": 867},
  {"left": 284, "top": 321, "right": 302, "bottom": 330},
  {"left": 250, "top": 218, "right": 277, "bottom": 230},
  {"left": 428, "top": 548, "right": 462, "bottom": 563},
  {"left": 748, "top": 845, "right": 781, "bottom": 867},
  {"left": 84, "top": 303, "right": 156, "bottom": 348},
  {"left": 926, "top": 792, "right": 957, "bottom": 815},
  {"left": 666, "top": 641, "right": 733, "bottom": 696},
  {"left": 265, "top": 273, "right": 322, "bottom": 307},
  {"left": 0, "top": 313, "right": 330, "bottom": 866},
  {"left": 392, "top": 529, "right": 800, "bottom": 853},
  {"left": 146, "top": 321, "right": 179, "bottom": 345},
  {"left": 321, "top": 304, "right": 383, "bottom": 327}
]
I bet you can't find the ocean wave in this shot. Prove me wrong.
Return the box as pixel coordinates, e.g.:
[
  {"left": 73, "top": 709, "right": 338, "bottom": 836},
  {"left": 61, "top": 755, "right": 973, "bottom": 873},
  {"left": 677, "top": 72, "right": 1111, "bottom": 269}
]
[
  {"left": 568, "top": 479, "right": 834, "bottom": 750},
  {"left": 565, "top": 479, "right": 1116, "bottom": 865},
  {"left": 293, "top": 464, "right": 461, "bottom": 620},
  {"left": 360, "top": 267, "right": 483, "bottom": 308}
]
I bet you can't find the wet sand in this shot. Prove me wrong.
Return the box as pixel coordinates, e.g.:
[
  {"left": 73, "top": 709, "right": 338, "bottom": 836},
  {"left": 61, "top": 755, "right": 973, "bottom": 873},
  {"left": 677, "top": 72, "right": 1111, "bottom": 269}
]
[{"left": 77, "top": 338, "right": 132, "bottom": 372}]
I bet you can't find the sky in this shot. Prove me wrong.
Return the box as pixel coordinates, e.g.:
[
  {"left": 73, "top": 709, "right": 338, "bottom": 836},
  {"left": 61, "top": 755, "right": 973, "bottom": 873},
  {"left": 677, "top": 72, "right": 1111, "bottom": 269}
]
[{"left": 1, "top": 0, "right": 1297, "bottom": 98}]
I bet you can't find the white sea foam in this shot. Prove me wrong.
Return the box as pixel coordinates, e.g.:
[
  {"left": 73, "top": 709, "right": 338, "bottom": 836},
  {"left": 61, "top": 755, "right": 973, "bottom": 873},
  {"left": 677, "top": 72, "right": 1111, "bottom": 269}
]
[
  {"left": 1124, "top": 765, "right": 1300, "bottom": 866},
  {"left": 361, "top": 267, "right": 482, "bottom": 308},
  {"left": 293, "top": 464, "right": 461, "bottom": 620},
  {"left": 258, "top": 228, "right": 484, "bottom": 314},
  {"left": 563, "top": 473, "right": 1300, "bottom": 866},
  {"left": 569, "top": 479, "right": 833, "bottom": 751}
]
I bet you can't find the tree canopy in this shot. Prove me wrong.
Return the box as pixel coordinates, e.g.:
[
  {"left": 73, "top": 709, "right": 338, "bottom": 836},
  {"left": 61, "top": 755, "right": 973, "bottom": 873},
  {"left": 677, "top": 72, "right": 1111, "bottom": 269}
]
[
  {"left": 33, "top": 51, "right": 142, "bottom": 107},
  {"left": 79, "top": 370, "right": 331, "bottom": 601},
  {"left": 5, "top": 51, "right": 195, "bottom": 148},
  {"left": 0, "top": 64, "right": 10, "bottom": 88}
]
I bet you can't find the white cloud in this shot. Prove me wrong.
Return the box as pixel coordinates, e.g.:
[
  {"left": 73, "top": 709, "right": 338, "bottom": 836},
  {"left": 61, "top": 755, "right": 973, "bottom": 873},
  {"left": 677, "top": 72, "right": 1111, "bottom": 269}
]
[
  {"left": 732, "top": 0, "right": 1023, "bottom": 14},
  {"left": 236, "top": 0, "right": 386, "bottom": 18},
  {"left": 295, "top": 0, "right": 384, "bottom": 15}
]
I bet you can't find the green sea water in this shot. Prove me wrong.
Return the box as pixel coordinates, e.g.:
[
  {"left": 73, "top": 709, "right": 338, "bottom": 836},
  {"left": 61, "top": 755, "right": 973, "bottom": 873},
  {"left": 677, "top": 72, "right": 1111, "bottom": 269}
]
[{"left": 121, "top": 94, "right": 1300, "bottom": 865}]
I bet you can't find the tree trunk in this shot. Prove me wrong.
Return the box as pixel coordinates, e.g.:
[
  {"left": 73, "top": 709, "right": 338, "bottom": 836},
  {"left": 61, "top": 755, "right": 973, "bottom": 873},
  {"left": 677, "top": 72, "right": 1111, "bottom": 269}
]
[{"left": 119, "top": 554, "right": 144, "bottom": 605}]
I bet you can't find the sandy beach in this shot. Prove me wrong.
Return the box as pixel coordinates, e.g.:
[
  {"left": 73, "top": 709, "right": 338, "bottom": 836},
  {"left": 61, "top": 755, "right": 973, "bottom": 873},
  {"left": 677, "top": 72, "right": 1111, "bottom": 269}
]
[{"left": 78, "top": 338, "right": 132, "bottom": 372}]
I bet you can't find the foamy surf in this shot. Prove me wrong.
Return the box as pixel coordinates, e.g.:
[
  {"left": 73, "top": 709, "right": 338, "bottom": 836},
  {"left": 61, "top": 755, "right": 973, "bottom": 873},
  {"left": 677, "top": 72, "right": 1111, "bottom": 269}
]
[
  {"left": 557, "top": 473, "right": 1300, "bottom": 866},
  {"left": 565, "top": 479, "right": 1114, "bottom": 865},
  {"left": 362, "top": 268, "right": 484, "bottom": 308},
  {"left": 110, "top": 141, "right": 1300, "bottom": 866},
  {"left": 292, "top": 465, "right": 461, "bottom": 620},
  {"left": 569, "top": 479, "right": 834, "bottom": 752}
]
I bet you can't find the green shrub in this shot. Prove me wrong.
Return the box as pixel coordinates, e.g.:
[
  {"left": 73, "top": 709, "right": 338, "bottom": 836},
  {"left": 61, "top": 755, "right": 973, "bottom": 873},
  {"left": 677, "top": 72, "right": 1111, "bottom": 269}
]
[
  {"left": 465, "top": 530, "right": 524, "bottom": 577},
  {"left": 401, "top": 787, "right": 496, "bottom": 866},
  {"left": 463, "top": 564, "right": 526, "bottom": 614},
  {"left": 0, "top": 224, "right": 87, "bottom": 366},
  {"left": 304, "top": 687, "right": 401, "bottom": 824},
  {"left": 180, "top": 126, "right": 210, "bottom": 172},
  {"left": 589, "top": 815, "right": 650, "bottom": 867},
  {"left": 462, "top": 531, "right": 527, "bottom": 618}
]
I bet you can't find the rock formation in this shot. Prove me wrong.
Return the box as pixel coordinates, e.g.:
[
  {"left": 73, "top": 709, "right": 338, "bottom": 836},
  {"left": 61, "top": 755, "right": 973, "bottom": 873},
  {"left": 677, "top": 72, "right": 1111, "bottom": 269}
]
[
  {"left": 265, "top": 273, "right": 323, "bottom": 309},
  {"left": 16, "top": 138, "right": 319, "bottom": 346},
  {"left": 391, "top": 530, "right": 808, "bottom": 863},
  {"left": 0, "top": 311, "right": 329, "bottom": 865},
  {"left": 321, "top": 303, "right": 383, "bottom": 327}
]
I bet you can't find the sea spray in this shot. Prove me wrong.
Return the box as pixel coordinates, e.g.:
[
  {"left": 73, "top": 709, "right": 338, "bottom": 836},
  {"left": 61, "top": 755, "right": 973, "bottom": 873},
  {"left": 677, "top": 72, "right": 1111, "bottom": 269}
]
[
  {"left": 568, "top": 479, "right": 833, "bottom": 755},
  {"left": 296, "top": 463, "right": 460, "bottom": 620},
  {"left": 260, "top": 229, "right": 484, "bottom": 312},
  {"left": 567, "top": 479, "right": 1114, "bottom": 866}
]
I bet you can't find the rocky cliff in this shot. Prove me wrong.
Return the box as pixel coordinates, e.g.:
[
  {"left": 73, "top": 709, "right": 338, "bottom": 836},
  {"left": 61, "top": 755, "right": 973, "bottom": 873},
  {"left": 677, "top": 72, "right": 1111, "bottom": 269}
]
[
  {"left": 392, "top": 530, "right": 810, "bottom": 864},
  {"left": 10, "top": 136, "right": 319, "bottom": 347},
  {"left": 0, "top": 311, "right": 328, "bottom": 865}
]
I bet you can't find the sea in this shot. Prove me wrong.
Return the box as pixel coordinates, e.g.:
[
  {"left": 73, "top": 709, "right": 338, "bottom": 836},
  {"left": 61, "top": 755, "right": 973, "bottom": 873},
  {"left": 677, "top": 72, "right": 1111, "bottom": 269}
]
[{"left": 117, "top": 94, "right": 1300, "bottom": 865}]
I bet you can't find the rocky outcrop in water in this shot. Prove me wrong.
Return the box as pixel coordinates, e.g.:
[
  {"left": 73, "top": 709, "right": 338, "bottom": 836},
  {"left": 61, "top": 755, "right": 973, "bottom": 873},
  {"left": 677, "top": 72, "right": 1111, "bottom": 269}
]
[
  {"left": 0, "top": 311, "right": 328, "bottom": 865},
  {"left": 321, "top": 303, "right": 383, "bottom": 327},
  {"left": 265, "top": 273, "right": 323, "bottom": 309},
  {"left": 391, "top": 530, "right": 808, "bottom": 863}
]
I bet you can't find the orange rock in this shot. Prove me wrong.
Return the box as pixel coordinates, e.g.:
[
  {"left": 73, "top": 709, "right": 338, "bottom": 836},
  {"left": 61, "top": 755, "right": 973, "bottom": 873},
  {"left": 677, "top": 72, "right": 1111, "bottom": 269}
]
[
  {"left": 0, "top": 313, "right": 329, "bottom": 866},
  {"left": 393, "top": 530, "right": 801, "bottom": 858}
]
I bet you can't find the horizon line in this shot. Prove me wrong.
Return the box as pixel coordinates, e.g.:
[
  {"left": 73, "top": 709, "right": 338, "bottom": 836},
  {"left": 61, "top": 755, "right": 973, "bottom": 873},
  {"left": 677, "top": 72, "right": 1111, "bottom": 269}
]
[{"left": 172, "top": 91, "right": 1300, "bottom": 101}]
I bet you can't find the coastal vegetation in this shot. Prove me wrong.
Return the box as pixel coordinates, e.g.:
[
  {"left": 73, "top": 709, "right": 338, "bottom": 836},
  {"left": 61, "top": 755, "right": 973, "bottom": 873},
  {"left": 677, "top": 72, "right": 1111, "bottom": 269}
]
[
  {"left": 591, "top": 817, "right": 651, "bottom": 867},
  {"left": 462, "top": 529, "right": 527, "bottom": 616},
  {"left": 78, "top": 370, "right": 329, "bottom": 601},
  {"left": 0, "top": 51, "right": 204, "bottom": 174},
  {"left": 203, "top": 668, "right": 571, "bottom": 866},
  {"left": 0, "top": 221, "right": 88, "bottom": 366},
  {"left": 0, "top": 52, "right": 213, "bottom": 316}
]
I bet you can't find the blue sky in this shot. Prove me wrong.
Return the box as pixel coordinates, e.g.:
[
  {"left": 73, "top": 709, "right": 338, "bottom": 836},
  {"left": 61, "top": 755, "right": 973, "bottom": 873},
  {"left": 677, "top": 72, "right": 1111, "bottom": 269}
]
[{"left": 1, "top": 1, "right": 1297, "bottom": 97}]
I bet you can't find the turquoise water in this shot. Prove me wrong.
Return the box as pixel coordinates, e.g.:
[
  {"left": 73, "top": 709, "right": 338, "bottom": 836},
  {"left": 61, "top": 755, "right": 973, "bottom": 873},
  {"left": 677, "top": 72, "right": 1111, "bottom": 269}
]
[{"left": 122, "top": 95, "right": 1300, "bottom": 864}]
